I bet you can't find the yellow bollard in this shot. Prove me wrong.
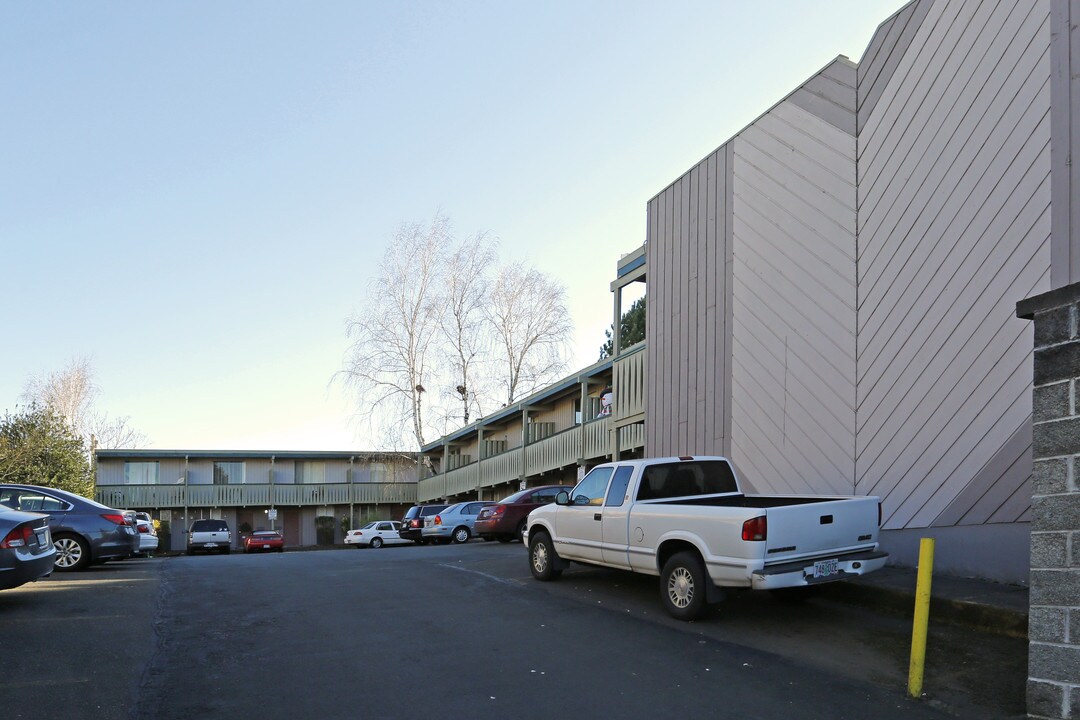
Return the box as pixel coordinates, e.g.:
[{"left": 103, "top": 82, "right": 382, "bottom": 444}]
[{"left": 908, "top": 537, "right": 935, "bottom": 698}]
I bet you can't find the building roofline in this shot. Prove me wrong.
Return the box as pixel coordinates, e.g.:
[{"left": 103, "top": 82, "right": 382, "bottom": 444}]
[{"left": 95, "top": 449, "right": 416, "bottom": 461}]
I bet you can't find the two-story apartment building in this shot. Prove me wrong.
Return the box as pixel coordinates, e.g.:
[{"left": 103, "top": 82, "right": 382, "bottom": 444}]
[
  {"left": 421, "top": 0, "right": 1058, "bottom": 585},
  {"left": 95, "top": 450, "right": 417, "bottom": 551}
]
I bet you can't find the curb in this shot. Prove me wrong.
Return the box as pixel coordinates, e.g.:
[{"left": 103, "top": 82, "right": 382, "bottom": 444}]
[{"left": 818, "top": 580, "right": 1029, "bottom": 640}]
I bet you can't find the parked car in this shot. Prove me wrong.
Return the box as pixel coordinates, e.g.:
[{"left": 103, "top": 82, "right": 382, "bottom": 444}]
[
  {"left": 398, "top": 504, "right": 448, "bottom": 544},
  {"left": 475, "top": 485, "right": 573, "bottom": 543},
  {"left": 0, "top": 484, "right": 139, "bottom": 572},
  {"left": 0, "top": 504, "right": 56, "bottom": 590},
  {"left": 345, "top": 521, "right": 410, "bottom": 548},
  {"left": 124, "top": 511, "right": 159, "bottom": 556},
  {"left": 242, "top": 530, "right": 284, "bottom": 553},
  {"left": 527, "top": 456, "right": 887, "bottom": 620},
  {"left": 186, "top": 519, "right": 232, "bottom": 555},
  {"left": 421, "top": 501, "right": 495, "bottom": 544}
]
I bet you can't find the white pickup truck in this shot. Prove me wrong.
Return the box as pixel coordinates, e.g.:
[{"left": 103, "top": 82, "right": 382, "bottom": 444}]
[{"left": 526, "top": 456, "right": 887, "bottom": 620}]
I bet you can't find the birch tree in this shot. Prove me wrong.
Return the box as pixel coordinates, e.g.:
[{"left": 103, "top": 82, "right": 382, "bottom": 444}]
[
  {"left": 439, "top": 232, "right": 496, "bottom": 425},
  {"left": 341, "top": 215, "right": 450, "bottom": 449},
  {"left": 21, "top": 357, "right": 147, "bottom": 453},
  {"left": 487, "top": 263, "right": 572, "bottom": 404}
]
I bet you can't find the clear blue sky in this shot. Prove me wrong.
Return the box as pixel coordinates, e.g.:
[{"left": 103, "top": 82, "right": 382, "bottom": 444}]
[{"left": 1, "top": 1, "right": 909, "bottom": 451}]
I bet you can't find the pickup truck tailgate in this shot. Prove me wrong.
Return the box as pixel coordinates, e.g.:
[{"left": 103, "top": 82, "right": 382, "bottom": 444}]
[{"left": 762, "top": 496, "right": 879, "bottom": 562}]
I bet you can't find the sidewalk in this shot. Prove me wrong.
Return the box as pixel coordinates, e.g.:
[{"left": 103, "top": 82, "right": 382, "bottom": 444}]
[{"left": 819, "top": 565, "right": 1030, "bottom": 639}]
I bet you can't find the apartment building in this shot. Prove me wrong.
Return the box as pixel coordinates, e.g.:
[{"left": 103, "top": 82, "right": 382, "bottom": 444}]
[
  {"left": 95, "top": 450, "right": 417, "bottom": 551},
  {"left": 420, "top": 0, "right": 1060, "bottom": 584}
]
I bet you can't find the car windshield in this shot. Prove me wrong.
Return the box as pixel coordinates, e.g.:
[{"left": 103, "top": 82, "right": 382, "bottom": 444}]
[
  {"left": 361, "top": 522, "right": 378, "bottom": 529},
  {"left": 441, "top": 504, "right": 461, "bottom": 515},
  {"left": 253, "top": 531, "right": 279, "bottom": 537},
  {"left": 498, "top": 489, "right": 531, "bottom": 503}
]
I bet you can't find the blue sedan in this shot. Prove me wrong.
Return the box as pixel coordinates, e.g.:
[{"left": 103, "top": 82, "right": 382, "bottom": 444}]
[{"left": 0, "top": 504, "right": 56, "bottom": 590}]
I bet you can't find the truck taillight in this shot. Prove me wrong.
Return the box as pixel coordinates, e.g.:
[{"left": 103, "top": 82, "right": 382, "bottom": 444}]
[{"left": 742, "top": 516, "right": 767, "bottom": 542}]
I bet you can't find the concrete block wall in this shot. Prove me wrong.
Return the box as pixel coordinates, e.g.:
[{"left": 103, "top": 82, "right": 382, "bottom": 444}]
[{"left": 1020, "top": 283, "right": 1080, "bottom": 719}]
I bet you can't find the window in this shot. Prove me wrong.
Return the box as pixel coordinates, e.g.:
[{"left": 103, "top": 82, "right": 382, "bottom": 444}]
[
  {"left": 532, "top": 488, "right": 563, "bottom": 504},
  {"left": 295, "top": 461, "right": 326, "bottom": 484},
  {"left": 377, "top": 522, "right": 393, "bottom": 531},
  {"left": 570, "top": 467, "right": 614, "bottom": 506},
  {"left": 213, "top": 462, "right": 245, "bottom": 485},
  {"left": 636, "top": 460, "right": 738, "bottom": 501},
  {"left": 605, "top": 466, "right": 634, "bottom": 507},
  {"left": 0, "top": 489, "right": 70, "bottom": 513},
  {"left": 369, "top": 462, "right": 388, "bottom": 483},
  {"left": 124, "top": 462, "right": 159, "bottom": 485}
]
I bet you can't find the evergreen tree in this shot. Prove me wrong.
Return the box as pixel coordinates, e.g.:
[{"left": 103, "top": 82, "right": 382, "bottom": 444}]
[
  {"left": 600, "top": 296, "right": 646, "bottom": 359},
  {"left": 0, "top": 405, "right": 94, "bottom": 498}
]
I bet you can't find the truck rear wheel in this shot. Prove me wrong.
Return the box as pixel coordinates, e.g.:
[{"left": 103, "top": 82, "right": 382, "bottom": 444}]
[
  {"left": 661, "top": 551, "right": 709, "bottom": 621},
  {"left": 529, "top": 531, "right": 562, "bottom": 581}
]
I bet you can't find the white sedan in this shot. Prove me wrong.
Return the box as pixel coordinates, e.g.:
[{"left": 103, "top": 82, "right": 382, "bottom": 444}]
[{"left": 345, "top": 521, "right": 410, "bottom": 549}]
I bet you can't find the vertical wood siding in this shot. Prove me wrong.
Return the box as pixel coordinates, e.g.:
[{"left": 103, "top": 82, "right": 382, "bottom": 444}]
[
  {"left": 730, "top": 61, "right": 858, "bottom": 496},
  {"left": 855, "top": 0, "right": 1050, "bottom": 530},
  {"left": 645, "top": 148, "right": 730, "bottom": 458}
]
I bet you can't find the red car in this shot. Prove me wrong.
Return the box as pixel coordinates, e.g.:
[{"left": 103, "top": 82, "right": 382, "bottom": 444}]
[
  {"left": 474, "top": 485, "right": 573, "bottom": 543},
  {"left": 242, "top": 530, "right": 284, "bottom": 553}
]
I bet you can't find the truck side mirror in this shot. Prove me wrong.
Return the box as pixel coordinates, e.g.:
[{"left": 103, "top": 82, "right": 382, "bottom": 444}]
[{"left": 555, "top": 491, "right": 569, "bottom": 506}]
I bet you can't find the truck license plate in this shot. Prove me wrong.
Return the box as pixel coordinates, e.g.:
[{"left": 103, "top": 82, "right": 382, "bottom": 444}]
[{"left": 813, "top": 559, "right": 838, "bottom": 579}]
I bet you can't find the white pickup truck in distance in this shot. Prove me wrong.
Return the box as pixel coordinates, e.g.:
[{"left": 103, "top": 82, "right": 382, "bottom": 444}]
[{"left": 526, "top": 456, "right": 887, "bottom": 620}]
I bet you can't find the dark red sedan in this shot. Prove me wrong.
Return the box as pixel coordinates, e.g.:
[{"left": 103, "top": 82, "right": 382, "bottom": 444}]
[
  {"left": 242, "top": 530, "right": 284, "bottom": 553},
  {"left": 474, "top": 485, "right": 573, "bottom": 543}
]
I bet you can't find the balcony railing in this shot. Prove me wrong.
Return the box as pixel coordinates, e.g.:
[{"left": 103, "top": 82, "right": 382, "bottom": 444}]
[
  {"left": 95, "top": 482, "right": 417, "bottom": 509},
  {"left": 613, "top": 343, "right": 646, "bottom": 422},
  {"left": 418, "top": 416, "right": 650, "bottom": 501}
]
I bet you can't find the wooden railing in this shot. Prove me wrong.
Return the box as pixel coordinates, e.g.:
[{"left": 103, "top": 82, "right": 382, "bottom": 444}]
[
  {"left": 95, "top": 483, "right": 417, "bottom": 509},
  {"left": 613, "top": 343, "right": 646, "bottom": 422},
  {"left": 583, "top": 418, "right": 610, "bottom": 459},
  {"left": 525, "top": 424, "right": 582, "bottom": 471}
]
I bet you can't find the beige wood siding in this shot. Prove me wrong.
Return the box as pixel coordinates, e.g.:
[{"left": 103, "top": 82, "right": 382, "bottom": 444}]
[
  {"left": 731, "top": 61, "right": 858, "bottom": 496},
  {"left": 855, "top": 0, "right": 1050, "bottom": 530},
  {"left": 645, "top": 146, "right": 732, "bottom": 458}
]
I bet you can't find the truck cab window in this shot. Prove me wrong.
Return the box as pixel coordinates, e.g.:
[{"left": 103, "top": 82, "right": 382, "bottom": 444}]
[
  {"left": 571, "top": 467, "right": 614, "bottom": 506},
  {"left": 605, "top": 466, "right": 634, "bottom": 507}
]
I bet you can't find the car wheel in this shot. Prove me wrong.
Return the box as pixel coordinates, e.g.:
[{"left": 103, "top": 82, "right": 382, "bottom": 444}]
[
  {"left": 222, "top": 547, "right": 231, "bottom": 555},
  {"left": 497, "top": 536, "right": 512, "bottom": 544},
  {"left": 371, "top": 537, "right": 384, "bottom": 549},
  {"left": 452, "top": 527, "right": 470, "bottom": 544},
  {"left": 661, "top": 551, "right": 709, "bottom": 621},
  {"left": 416, "top": 539, "right": 427, "bottom": 546},
  {"left": 518, "top": 521, "right": 528, "bottom": 544},
  {"left": 53, "top": 534, "right": 91, "bottom": 572},
  {"left": 529, "top": 531, "right": 562, "bottom": 581}
]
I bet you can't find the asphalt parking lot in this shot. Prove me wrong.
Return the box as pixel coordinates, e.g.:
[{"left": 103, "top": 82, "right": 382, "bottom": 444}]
[{"left": 0, "top": 542, "right": 1026, "bottom": 720}]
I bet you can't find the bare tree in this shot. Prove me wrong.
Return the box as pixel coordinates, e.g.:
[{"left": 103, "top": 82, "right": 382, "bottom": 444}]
[
  {"left": 439, "top": 231, "right": 496, "bottom": 425},
  {"left": 22, "top": 356, "right": 98, "bottom": 435},
  {"left": 21, "top": 357, "right": 147, "bottom": 453},
  {"left": 487, "top": 263, "right": 573, "bottom": 404},
  {"left": 89, "top": 412, "right": 148, "bottom": 451},
  {"left": 341, "top": 215, "right": 450, "bottom": 449}
]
